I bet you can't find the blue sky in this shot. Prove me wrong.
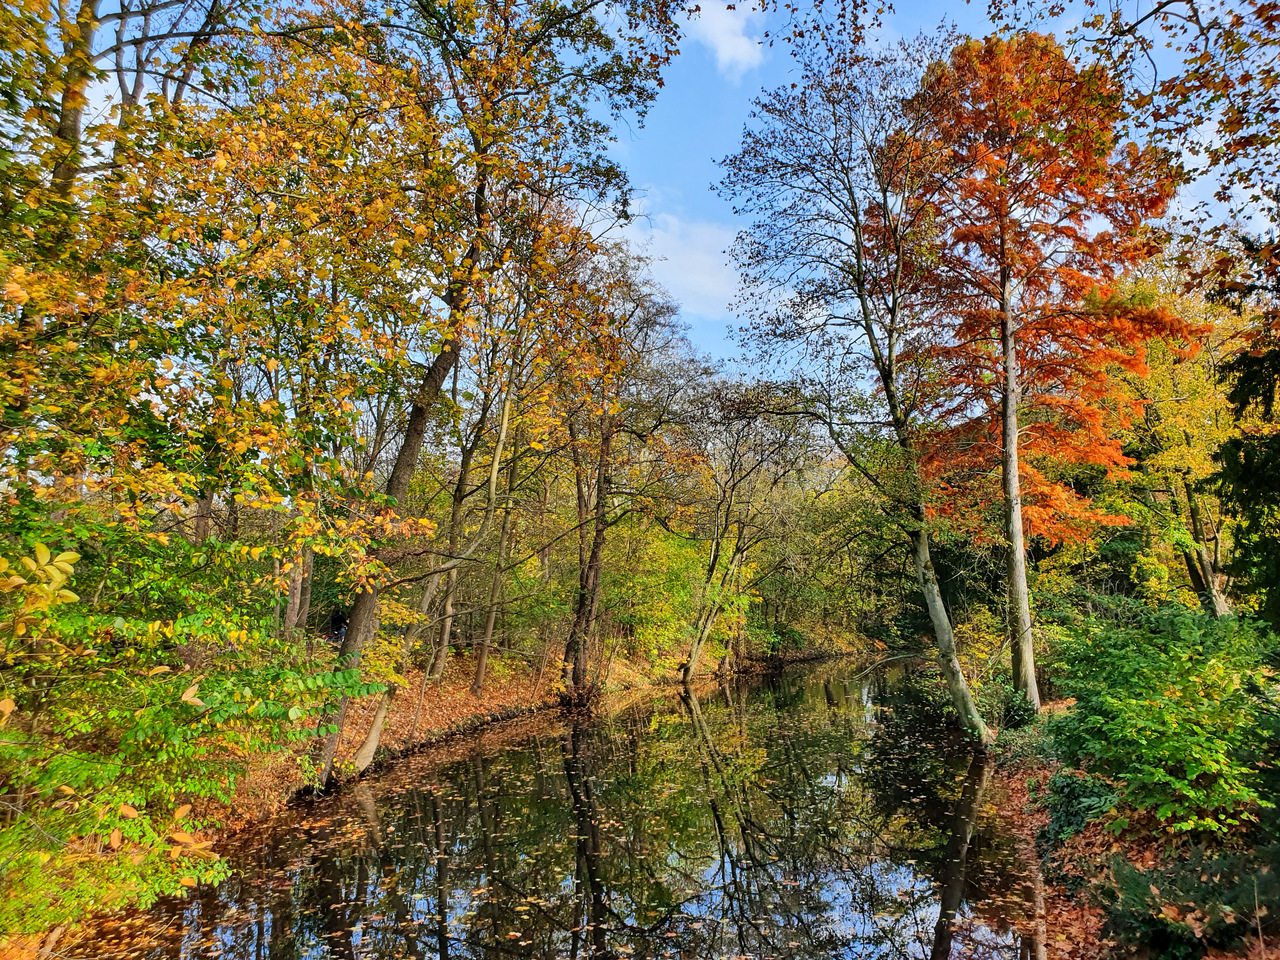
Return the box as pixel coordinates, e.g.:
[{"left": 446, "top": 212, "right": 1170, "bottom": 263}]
[{"left": 614, "top": 2, "right": 1029, "bottom": 360}]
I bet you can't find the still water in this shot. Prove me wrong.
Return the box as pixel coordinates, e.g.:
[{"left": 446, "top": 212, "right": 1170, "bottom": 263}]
[{"left": 81, "top": 666, "right": 1046, "bottom": 959}]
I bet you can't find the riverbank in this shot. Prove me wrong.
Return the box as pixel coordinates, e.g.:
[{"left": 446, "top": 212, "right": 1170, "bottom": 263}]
[
  {"left": 29, "top": 661, "right": 1066, "bottom": 960},
  {"left": 202, "top": 643, "right": 858, "bottom": 839},
  {"left": 989, "top": 719, "right": 1279, "bottom": 960}
]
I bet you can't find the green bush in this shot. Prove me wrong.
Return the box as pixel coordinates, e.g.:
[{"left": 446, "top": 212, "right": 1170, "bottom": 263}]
[
  {"left": 1050, "top": 609, "right": 1273, "bottom": 834},
  {"left": 0, "top": 546, "right": 383, "bottom": 934},
  {"left": 1036, "top": 771, "right": 1118, "bottom": 854},
  {"left": 1104, "top": 844, "right": 1280, "bottom": 957},
  {"left": 995, "top": 721, "right": 1049, "bottom": 767},
  {"left": 1000, "top": 684, "right": 1039, "bottom": 730},
  {"left": 752, "top": 621, "right": 806, "bottom": 658}
]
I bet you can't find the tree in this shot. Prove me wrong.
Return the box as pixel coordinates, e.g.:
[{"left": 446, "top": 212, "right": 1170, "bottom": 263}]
[
  {"left": 310, "top": 0, "right": 688, "bottom": 783},
  {"left": 678, "top": 384, "right": 814, "bottom": 684},
  {"left": 916, "top": 33, "right": 1182, "bottom": 710},
  {"left": 1211, "top": 233, "right": 1280, "bottom": 626},
  {"left": 1115, "top": 258, "right": 1246, "bottom": 618},
  {"left": 553, "top": 248, "right": 686, "bottom": 698},
  {"left": 720, "top": 30, "right": 995, "bottom": 747}
]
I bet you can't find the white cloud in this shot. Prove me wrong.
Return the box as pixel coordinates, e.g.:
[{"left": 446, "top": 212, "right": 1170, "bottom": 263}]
[
  {"left": 625, "top": 210, "right": 741, "bottom": 324},
  {"left": 685, "top": 2, "right": 764, "bottom": 80}
]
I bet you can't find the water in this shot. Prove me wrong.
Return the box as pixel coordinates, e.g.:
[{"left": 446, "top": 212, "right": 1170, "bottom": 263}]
[{"left": 80, "top": 666, "right": 1046, "bottom": 959}]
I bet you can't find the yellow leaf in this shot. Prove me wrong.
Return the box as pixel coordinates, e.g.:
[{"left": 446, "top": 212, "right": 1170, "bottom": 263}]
[
  {"left": 148, "top": 666, "right": 170, "bottom": 676},
  {"left": 249, "top": 547, "right": 264, "bottom": 561},
  {"left": 34, "top": 543, "right": 49, "bottom": 567},
  {"left": 0, "top": 699, "right": 14, "bottom": 721},
  {"left": 173, "top": 804, "right": 192, "bottom": 821},
  {"left": 54, "top": 552, "right": 79, "bottom": 565},
  {"left": 179, "top": 877, "right": 197, "bottom": 888}
]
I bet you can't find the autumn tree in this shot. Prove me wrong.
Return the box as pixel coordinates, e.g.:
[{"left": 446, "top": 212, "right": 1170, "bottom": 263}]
[
  {"left": 308, "top": 0, "right": 688, "bottom": 783},
  {"left": 678, "top": 384, "right": 816, "bottom": 683},
  {"left": 915, "top": 33, "right": 1182, "bottom": 711},
  {"left": 1110, "top": 258, "right": 1249, "bottom": 617},
  {"left": 553, "top": 248, "right": 687, "bottom": 698},
  {"left": 720, "top": 30, "right": 995, "bottom": 746}
]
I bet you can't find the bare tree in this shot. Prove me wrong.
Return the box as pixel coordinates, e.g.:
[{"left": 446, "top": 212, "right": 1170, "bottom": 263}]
[{"left": 719, "top": 27, "right": 994, "bottom": 746}]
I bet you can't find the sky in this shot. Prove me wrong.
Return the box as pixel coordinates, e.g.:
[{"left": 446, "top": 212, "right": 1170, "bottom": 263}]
[{"left": 613, "top": 1, "right": 1025, "bottom": 360}]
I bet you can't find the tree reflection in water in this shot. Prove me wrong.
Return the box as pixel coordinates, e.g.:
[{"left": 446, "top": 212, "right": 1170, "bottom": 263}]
[{"left": 76, "top": 668, "right": 1048, "bottom": 959}]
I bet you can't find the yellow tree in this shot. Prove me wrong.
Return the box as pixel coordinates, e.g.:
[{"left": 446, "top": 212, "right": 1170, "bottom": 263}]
[
  {"left": 1118, "top": 260, "right": 1251, "bottom": 617},
  {"left": 308, "top": 0, "right": 687, "bottom": 781}
]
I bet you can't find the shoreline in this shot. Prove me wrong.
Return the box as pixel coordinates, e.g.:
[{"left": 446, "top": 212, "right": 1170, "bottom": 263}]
[{"left": 204, "top": 646, "right": 855, "bottom": 842}]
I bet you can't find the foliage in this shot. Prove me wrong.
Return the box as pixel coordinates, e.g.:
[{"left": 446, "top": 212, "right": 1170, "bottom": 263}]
[
  {"left": 999, "top": 684, "right": 1040, "bottom": 731},
  {"left": 1216, "top": 432, "right": 1280, "bottom": 626},
  {"left": 0, "top": 547, "right": 382, "bottom": 933},
  {"left": 1104, "top": 845, "right": 1280, "bottom": 958},
  {"left": 3, "top": 0, "right": 1280, "bottom": 938},
  {"left": 749, "top": 620, "right": 807, "bottom": 658},
  {"left": 1050, "top": 609, "right": 1273, "bottom": 833},
  {"left": 1035, "top": 771, "right": 1119, "bottom": 853},
  {"left": 920, "top": 32, "right": 1186, "bottom": 548}
]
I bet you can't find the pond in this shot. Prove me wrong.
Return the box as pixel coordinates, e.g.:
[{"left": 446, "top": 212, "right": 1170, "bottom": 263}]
[{"left": 78, "top": 665, "right": 1047, "bottom": 959}]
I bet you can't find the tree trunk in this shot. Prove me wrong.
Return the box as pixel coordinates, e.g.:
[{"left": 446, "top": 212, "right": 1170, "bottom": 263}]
[
  {"left": 351, "top": 693, "right": 390, "bottom": 774},
  {"left": 282, "top": 556, "right": 304, "bottom": 635},
  {"left": 314, "top": 585, "right": 379, "bottom": 784},
  {"left": 1184, "top": 478, "right": 1231, "bottom": 618},
  {"left": 909, "top": 525, "right": 994, "bottom": 749},
  {"left": 297, "top": 549, "right": 314, "bottom": 635},
  {"left": 562, "top": 419, "right": 610, "bottom": 697},
  {"left": 192, "top": 494, "right": 214, "bottom": 543},
  {"left": 563, "top": 528, "right": 605, "bottom": 692},
  {"left": 431, "top": 568, "right": 457, "bottom": 681},
  {"left": 359, "top": 575, "right": 444, "bottom": 769},
  {"left": 51, "top": 0, "right": 98, "bottom": 199},
  {"left": 1001, "top": 302, "right": 1042, "bottom": 712},
  {"left": 473, "top": 461, "right": 516, "bottom": 697}
]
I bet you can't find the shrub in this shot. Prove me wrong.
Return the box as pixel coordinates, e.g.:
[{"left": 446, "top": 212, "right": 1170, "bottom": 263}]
[
  {"left": 1036, "top": 771, "right": 1118, "bottom": 855},
  {"left": 1050, "top": 609, "right": 1273, "bottom": 833},
  {"left": 0, "top": 546, "right": 382, "bottom": 934},
  {"left": 1104, "top": 844, "right": 1280, "bottom": 957},
  {"left": 995, "top": 721, "right": 1048, "bottom": 767},
  {"left": 1000, "top": 684, "right": 1039, "bottom": 730}
]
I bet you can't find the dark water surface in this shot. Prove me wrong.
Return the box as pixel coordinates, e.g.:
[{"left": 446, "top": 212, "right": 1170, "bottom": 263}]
[{"left": 81, "top": 666, "right": 1048, "bottom": 959}]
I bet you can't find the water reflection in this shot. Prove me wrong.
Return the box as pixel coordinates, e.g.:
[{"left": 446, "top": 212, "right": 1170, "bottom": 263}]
[{"left": 79, "top": 667, "right": 1046, "bottom": 959}]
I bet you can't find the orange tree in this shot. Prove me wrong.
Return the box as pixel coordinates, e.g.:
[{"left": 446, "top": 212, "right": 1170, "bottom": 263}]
[
  {"left": 912, "top": 34, "right": 1187, "bottom": 710},
  {"left": 719, "top": 28, "right": 998, "bottom": 746}
]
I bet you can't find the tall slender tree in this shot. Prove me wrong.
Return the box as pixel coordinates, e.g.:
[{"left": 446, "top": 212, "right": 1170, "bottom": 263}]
[
  {"left": 720, "top": 30, "right": 995, "bottom": 746},
  {"left": 916, "top": 33, "right": 1181, "bottom": 710}
]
